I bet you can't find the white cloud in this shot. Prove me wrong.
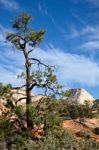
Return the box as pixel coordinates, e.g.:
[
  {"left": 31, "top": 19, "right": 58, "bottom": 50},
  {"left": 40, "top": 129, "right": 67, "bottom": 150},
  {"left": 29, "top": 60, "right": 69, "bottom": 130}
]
[
  {"left": 1, "top": 23, "right": 99, "bottom": 87},
  {"left": 1, "top": 34, "right": 99, "bottom": 87},
  {"left": 32, "top": 45, "right": 99, "bottom": 87},
  {"left": 81, "top": 41, "right": 99, "bottom": 50},
  {"left": 64, "top": 12, "right": 99, "bottom": 42},
  {"left": 63, "top": 21, "right": 99, "bottom": 51},
  {"left": 38, "top": 2, "right": 57, "bottom": 28},
  {"left": 64, "top": 25, "right": 95, "bottom": 40},
  {"left": 0, "top": 65, "right": 23, "bottom": 86},
  {"left": 0, "top": 24, "right": 6, "bottom": 42},
  {"left": 0, "top": 0, "right": 19, "bottom": 10}
]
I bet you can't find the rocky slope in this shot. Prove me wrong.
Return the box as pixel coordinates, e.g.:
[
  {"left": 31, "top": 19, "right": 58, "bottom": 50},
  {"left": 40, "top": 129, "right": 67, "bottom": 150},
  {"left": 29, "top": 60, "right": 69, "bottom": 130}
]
[
  {"left": 65, "top": 88, "right": 94, "bottom": 105},
  {"left": 63, "top": 118, "right": 99, "bottom": 142}
]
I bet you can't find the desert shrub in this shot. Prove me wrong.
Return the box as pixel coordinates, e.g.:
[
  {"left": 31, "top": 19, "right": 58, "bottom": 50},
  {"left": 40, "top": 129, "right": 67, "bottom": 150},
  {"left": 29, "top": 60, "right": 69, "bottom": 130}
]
[
  {"left": 94, "top": 127, "right": 99, "bottom": 135},
  {"left": 60, "top": 102, "right": 94, "bottom": 120},
  {"left": 80, "top": 139, "right": 99, "bottom": 150},
  {"left": 0, "top": 117, "right": 13, "bottom": 141},
  {"left": 15, "top": 105, "right": 25, "bottom": 118},
  {"left": 76, "top": 131, "right": 90, "bottom": 139},
  {"left": 27, "top": 98, "right": 63, "bottom": 134},
  {"left": 14, "top": 130, "right": 78, "bottom": 150},
  {"left": 68, "top": 105, "right": 79, "bottom": 119},
  {"left": 0, "top": 83, "right": 11, "bottom": 98}
]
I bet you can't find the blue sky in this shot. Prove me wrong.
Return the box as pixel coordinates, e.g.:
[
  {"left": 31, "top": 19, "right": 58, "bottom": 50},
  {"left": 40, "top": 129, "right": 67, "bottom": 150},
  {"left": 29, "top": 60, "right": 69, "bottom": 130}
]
[{"left": 0, "top": 0, "right": 99, "bottom": 98}]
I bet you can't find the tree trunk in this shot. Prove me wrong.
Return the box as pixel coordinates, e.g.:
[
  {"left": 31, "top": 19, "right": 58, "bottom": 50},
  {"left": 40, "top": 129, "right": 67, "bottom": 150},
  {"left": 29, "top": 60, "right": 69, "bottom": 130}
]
[{"left": 26, "top": 61, "right": 32, "bottom": 129}]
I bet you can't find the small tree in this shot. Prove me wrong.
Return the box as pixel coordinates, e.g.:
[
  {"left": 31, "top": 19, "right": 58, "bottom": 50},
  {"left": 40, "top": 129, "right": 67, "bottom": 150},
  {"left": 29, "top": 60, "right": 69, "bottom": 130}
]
[{"left": 6, "top": 13, "right": 62, "bottom": 129}]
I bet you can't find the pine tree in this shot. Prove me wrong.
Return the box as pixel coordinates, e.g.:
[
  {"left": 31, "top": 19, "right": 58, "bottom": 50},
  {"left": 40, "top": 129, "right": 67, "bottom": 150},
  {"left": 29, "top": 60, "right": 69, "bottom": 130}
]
[{"left": 6, "top": 13, "right": 62, "bottom": 129}]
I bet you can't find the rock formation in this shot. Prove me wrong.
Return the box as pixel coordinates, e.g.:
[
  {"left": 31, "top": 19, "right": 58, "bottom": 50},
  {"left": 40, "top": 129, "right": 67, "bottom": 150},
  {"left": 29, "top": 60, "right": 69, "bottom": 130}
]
[
  {"left": 65, "top": 88, "right": 94, "bottom": 105},
  {"left": 0, "top": 102, "right": 9, "bottom": 116},
  {"left": 11, "top": 89, "right": 44, "bottom": 106}
]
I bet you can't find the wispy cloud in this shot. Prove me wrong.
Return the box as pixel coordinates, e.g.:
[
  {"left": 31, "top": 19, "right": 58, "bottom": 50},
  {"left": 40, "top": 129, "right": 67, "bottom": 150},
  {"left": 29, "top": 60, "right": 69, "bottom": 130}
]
[
  {"left": 0, "top": 0, "right": 19, "bottom": 10},
  {"left": 0, "top": 24, "right": 24, "bottom": 86},
  {"left": 71, "top": 12, "right": 88, "bottom": 26},
  {"left": 64, "top": 25, "right": 95, "bottom": 40},
  {"left": 1, "top": 38, "right": 99, "bottom": 87},
  {"left": 38, "top": 2, "right": 57, "bottom": 27},
  {"left": 81, "top": 41, "right": 99, "bottom": 50},
  {"left": 32, "top": 45, "right": 99, "bottom": 87},
  {"left": 64, "top": 12, "right": 96, "bottom": 40},
  {"left": 38, "top": 2, "right": 48, "bottom": 16},
  {"left": 1, "top": 23, "right": 99, "bottom": 88},
  {"left": 78, "top": 25, "right": 99, "bottom": 50},
  {"left": 0, "top": 25, "right": 5, "bottom": 40},
  {"left": 63, "top": 13, "right": 99, "bottom": 51}
]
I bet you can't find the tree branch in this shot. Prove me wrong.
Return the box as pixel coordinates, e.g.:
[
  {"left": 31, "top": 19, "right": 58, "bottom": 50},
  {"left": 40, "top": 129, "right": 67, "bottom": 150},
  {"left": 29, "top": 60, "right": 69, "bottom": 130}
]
[
  {"left": 29, "top": 58, "right": 54, "bottom": 68},
  {"left": 12, "top": 84, "right": 26, "bottom": 90},
  {"left": 27, "top": 49, "right": 33, "bottom": 56},
  {"left": 15, "top": 97, "right": 27, "bottom": 104},
  {"left": 29, "top": 79, "right": 49, "bottom": 91}
]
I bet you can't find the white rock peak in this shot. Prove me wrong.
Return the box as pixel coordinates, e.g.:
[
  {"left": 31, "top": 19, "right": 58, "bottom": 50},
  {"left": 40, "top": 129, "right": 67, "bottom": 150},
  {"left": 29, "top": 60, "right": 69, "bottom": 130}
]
[{"left": 65, "top": 88, "right": 94, "bottom": 105}]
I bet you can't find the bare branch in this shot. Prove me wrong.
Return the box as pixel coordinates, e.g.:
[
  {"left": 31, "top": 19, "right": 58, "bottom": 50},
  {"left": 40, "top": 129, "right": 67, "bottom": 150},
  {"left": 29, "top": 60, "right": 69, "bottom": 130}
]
[
  {"left": 27, "top": 49, "right": 33, "bottom": 56},
  {"left": 47, "top": 85, "right": 62, "bottom": 96},
  {"left": 29, "top": 79, "right": 49, "bottom": 91},
  {"left": 44, "top": 86, "right": 47, "bottom": 96},
  {"left": 15, "top": 97, "right": 27, "bottom": 104},
  {"left": 12, "top": 84, "right": 26, "bottom": 90},
  {"left": 29, "top": 58, "right": 54, "bottom": 68},
  {"left": 29, "top": 79, "right": 37, "bottom": 90}
]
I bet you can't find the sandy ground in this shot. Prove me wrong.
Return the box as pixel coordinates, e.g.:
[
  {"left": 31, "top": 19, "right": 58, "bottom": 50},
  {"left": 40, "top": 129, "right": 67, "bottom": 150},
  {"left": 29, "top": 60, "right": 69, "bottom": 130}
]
[{"left": 63, "top": 119, "right": 99, "bottom": 142}]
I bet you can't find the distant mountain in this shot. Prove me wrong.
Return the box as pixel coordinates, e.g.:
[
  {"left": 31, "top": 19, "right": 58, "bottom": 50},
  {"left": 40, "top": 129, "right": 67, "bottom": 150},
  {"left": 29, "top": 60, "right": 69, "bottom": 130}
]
[{"left": 65, "top": 88, "right": 94, "bottom": 105}]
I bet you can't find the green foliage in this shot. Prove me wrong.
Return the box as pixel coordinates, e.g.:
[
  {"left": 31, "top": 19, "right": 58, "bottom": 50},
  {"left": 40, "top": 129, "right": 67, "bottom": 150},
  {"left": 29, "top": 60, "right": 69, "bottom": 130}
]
[
  {"left": 0, "top": 117, "right": 9, "bottom": 141},
  {"left": 25, "top": 30, "right": 46, "bottom": 44},
  {"left": 27, "top": 98, "right": 63, "bottom": 131},
  {"left": 68, "top": 105, "right": 79, "bottom": 119},
  {"left": 0, "top": 117, "right": 16, "bottom": 144},
  {"left": 15, "top": 105, "right": 25, "bottom": 118},
  {"left": 27, "top": 130, "right": 78, "bottom": 150},
  {"left": 80, "top": 139, "right": 99, "bottom": 150},
  {"left": 0, "top": 83, "right": 12, "bottom": 108},
  {"left": 59, "top": 101, "right": 94, "bottom": 119},
  {"left": 12, "top": 12, "right": 32, "bottom": 31},
  {"left": 0, "top": 94, "right": 99, "bottom": 149},
  {"left": 64, "top": 90, "right": 72, "bottom": 97},
  {"left": 93, "top": 100, "right": 99, "bottom": 109},
  {"left": 6, "top": 12, "right": 46, "bottom": 50},
  {"left": 0, "top": 83, "right": 11, "bottom": 97},
  {"left": 17, "top": 72, "right": 25, "bottom": 79},
  {"left": 76, "top": 131, "right": 90, "bottom": 139},
  {"left": 31, "top": 67, "right": 63, "bottom": 97},
  {"left": 2, "top": 12, "right": 99, "bottom": 149}
]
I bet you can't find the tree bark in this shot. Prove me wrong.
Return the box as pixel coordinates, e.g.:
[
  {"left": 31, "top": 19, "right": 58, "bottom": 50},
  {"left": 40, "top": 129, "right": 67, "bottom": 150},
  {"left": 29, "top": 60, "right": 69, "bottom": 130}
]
[{"left": 26, "top": 59, "right": 32, "bottom": 129}]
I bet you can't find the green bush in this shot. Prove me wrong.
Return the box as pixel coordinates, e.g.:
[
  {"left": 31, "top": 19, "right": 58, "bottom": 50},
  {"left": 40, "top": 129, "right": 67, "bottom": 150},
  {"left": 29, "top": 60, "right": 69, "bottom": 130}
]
[
  {"left": 80, "top": 139, "right": 99, "bottom": 150},
  {"left": 68, "top": 105, "right": 79, "bottom": 119},
  {"left": 76, "top": 131, "right": 90, "bottom": 139},
  {"left": 12, "top": 130, "right": 78, "bottom": 150}
]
